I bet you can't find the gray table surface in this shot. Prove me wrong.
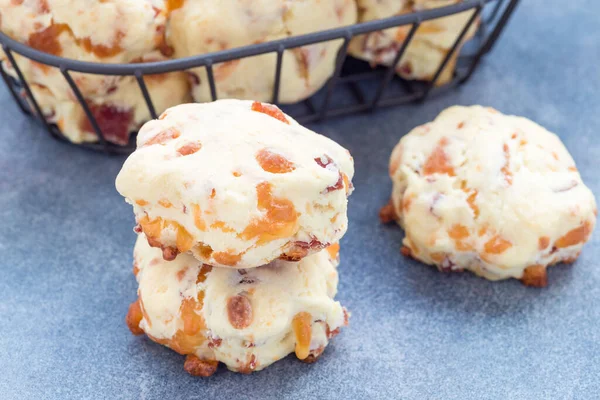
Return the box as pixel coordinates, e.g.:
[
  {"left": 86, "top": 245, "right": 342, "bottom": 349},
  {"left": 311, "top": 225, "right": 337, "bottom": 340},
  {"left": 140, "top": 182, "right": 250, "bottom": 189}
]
[{"left": 1, "top": 1, "right": 599, "bottom": 399}]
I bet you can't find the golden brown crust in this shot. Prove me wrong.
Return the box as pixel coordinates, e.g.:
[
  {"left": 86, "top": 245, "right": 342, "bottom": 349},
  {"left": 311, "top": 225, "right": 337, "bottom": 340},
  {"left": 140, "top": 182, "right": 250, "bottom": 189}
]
[
  {"left": 301, "top": 346, "right": 325, "bottom": 364},
  {"left": 145, "top": 235, "right": 178, "bottom": 261},
  {"left": 126, "top": 300, "right": 145, "bottom": 336},
  {"left": 183, "top": 355, "right": 218, "bottom": 377},
  {"left": 379, "top": 200, "right": 397, "bottom": 224},
  {"left": 237, "top": 354, "right": 257, "bottom": 374},
  {"left": 520, "top": 265, "right": 547, "bottom": 287},
  {"left": 400, "top": 245, "right": 412, "bottom": 258}
]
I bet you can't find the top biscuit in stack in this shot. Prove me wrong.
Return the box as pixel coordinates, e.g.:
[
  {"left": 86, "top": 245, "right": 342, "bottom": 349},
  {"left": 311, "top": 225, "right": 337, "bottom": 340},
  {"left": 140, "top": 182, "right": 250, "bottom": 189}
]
[{"left": 116, "top": 99, "right": 354, "bottom": 269}]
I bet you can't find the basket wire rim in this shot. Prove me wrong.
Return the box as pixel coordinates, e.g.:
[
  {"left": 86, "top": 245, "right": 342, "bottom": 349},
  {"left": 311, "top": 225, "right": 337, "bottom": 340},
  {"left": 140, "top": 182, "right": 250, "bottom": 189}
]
[{"left": 0, "top": 0, "right": 493, "bottom": 75}]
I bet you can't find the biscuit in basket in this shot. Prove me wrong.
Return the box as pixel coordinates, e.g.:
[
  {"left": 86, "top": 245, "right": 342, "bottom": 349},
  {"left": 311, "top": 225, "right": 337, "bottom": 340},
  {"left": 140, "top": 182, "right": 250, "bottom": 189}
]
[
  {"left": 116, "top": 100, "right": 354, "bottom": 268},
  {"left": 0, "top": 0, "right": 190, "bottom": 145},
  {"left": 126, "top": 234, "right": 348, "bottom": 376},
  {"left": 381, "top": 105, "right": 597, "bottom": 286},
  {"left": 349, "top": 0, "right": 479, "bottom": 86},
  {"left": 168, "top": 0, "right": 357, "bottom": 103}
]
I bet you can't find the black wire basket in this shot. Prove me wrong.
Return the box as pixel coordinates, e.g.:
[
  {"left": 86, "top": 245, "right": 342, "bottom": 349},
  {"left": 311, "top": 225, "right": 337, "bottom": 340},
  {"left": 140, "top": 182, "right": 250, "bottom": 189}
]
[{"left": 0, "top": 0, "right": 519, "bottom": 154}]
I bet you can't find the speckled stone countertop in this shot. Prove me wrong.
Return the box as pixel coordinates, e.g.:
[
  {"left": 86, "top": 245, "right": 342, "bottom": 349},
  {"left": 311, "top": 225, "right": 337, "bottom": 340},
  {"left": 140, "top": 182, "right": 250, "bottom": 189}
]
[{"left": 1, "top": 1, "right": 599, "bottom": 399}]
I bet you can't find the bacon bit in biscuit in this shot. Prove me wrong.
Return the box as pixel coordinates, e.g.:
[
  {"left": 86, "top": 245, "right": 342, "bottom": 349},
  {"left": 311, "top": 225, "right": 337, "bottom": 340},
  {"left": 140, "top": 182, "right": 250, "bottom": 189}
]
[
  {"left": 501, "top": 143, "right": 513, "bottom": 185},
  {"left": 155, "top": 24, "right": 174, "bottom": 57},
  {"left": 423, "top": 138, "right": 455, "bottom": 176},
  {"left": 302, "top": 347, "right": 325, "bottom": 364},
  {"left": 398, "top": 62, "right": 412, "bottom": 76},
  {"left": 379, "top": 200, "right": 397, "bottom": 224},
  {"left": 241, "top": 182, "right": 298, "bottom": 244},
  {"left": 478, "top": 226, "right": 488, "bottom": 237},
  {"left": 193, "top": 204, "right": 206, "bottom": 231},
  {"left": 519, "top": 139, "right": 527, "bottom": 146},
  {"left": 126, "top": 299, "right": 144, "bottom": 335},
  {"left": 511, "top": 133, "right": 517, "bottom": 139},
  {"left": 552, "top": 152, "right": 559, "bottom": 161},
  {"left": 177, "top": 141, "right": 202, "bottom": 156},
  {"left": 238, "top": 354, "right": 257, "bottom": 374},
  {"left": 213, "top": 251, "right": 242, "bottom": 266},
  {"left": 251, "top": 101, "right": 289, "bottom": 124},
  {"left": 135, "top": 199, "right": 149, "bottom": 206},
  {"left": 158, "top": 246, "right": 178, "bottom": 261},
  {"left": 521, "top": 265, "right": 547, "bottom": 287},
  {"left": 484, "top": 235, "right": 512, "bottom": 254},
  {"left": 281, "top": 239, "right": 327, "bottom": 261},
  {"left": 401, "top": 246, "right": 413, "bottom": 258},
  {"left": 324, "top": 173, "right": 345, "bottom": 194},
  {"left": 314, "top": 154, "right": 335, "bottom": 169},
  {"left": 144, "top": 127, "right": 180, "bottom": 146},
  {"left": 292, "top": 312, "right": 312, "bottom": 360},
  {"left": 232, "top": 171, "right": 242, "bottom": 177},
  {"left": 183, "top": 355, "right": 218, "bottom": 377},
  {"left": 256, "top": 148, "right": 295, "bottom": 173},
  {"left": 81, "top": 103, "right": 133, "bottom": 145},
  {"left": 132, "top": 260, "right": 140, "bottom": 277},
  {"left": 555, "top": 222, "right": 591, "bottom": 248},
  {"left": 457, "top": 122, "right": 465, "bottom": 129},
  {"left": 227, "top": 295, "right": 253, "bottom": 329},
  {"left": 208, "top": 337, "right": 222, "bottom": 349},
  {"left": 439, "top": 256, "right": 457, "bottom": 272},
  {"left": 568, "top": 166, "right": 578, "bottom": 172},
  {"left": 326, "top": 309, "right": 349, "bottom": 340},
  {"left": 158, "top": 199, "right": 172, "bottom": 208},
  {"left": 326, "top": 243, "right": 340, "bottom": 260},
  {"left": 538, "top": 236, "right": 550, "bottom": 250}
]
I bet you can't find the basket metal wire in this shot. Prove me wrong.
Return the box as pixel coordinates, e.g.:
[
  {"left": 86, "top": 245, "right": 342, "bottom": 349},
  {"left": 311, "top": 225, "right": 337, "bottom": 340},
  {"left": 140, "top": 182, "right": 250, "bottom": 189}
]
[{"left": 0, "top": 0, "right": 519, "bottom": 154}]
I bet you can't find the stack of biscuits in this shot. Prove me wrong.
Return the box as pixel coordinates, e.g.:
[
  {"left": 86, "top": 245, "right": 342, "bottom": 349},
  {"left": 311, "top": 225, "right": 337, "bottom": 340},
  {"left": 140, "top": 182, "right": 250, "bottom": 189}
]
[{"left": 116, "top": 99, "right": 354, "bottom": 376}]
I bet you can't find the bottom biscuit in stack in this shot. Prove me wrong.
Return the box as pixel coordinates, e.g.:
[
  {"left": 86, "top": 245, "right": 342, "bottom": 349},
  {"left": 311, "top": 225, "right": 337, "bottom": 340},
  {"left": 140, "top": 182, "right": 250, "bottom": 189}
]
[{"left": 126, "top": 234, "right": 348, "bottom": 376}]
